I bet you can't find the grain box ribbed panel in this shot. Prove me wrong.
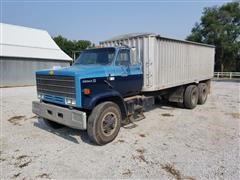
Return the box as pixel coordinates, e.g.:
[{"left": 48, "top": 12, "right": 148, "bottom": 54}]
[
  {"left": 143, "top": 37, "right": 149, "bottom": 87},
  {"left": 100, "top": 34, "right": 214, "bottom": 92},
  {"left": 152, "top": 38, "right": 214, "bottom": 91}
]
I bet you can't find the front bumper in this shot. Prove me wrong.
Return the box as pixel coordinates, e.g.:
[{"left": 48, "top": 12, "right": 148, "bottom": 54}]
[{"left": 32, "top": 101, "right": 87, "bottom": 130}]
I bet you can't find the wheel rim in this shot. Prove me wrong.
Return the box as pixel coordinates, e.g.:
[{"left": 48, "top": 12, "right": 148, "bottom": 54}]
[
  {"left": 101, "top": 112, "right": 118, "bottom": 136},
  {"left": 191, "top": 89, "right": 198, "bottom": 105}
]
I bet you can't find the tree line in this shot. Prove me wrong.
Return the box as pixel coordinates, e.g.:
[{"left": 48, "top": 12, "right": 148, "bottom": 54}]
[
  {"left": 54, "top": 1, "right": 239, "bottom": 72},
  {"left": 187, "top": 1, "right": 239, "bottom": 72},
  {"left": 53, "top": 36, "right": 94, "bottom": 59}
]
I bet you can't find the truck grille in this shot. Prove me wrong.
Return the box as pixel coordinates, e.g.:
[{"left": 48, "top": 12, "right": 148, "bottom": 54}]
[{"left": 36, "top": 75, "right": 75, "bottom": 98}]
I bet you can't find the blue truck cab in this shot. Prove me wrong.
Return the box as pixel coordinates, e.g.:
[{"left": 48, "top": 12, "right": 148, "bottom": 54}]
[{"left": 32, "top": 46, "right": 145, "bottom": 145}]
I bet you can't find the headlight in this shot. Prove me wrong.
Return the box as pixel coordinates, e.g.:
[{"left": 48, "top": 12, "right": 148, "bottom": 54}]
[
  {"left": 65, "top": 98, "right": 76, "bottom": 106},
  {"left": 37, "top": 93, "right": 44, "bottom": 99}
]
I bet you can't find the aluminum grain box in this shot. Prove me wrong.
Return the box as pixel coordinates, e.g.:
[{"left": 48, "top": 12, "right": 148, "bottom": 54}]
[{"left": 101, "top": 33, "right": 215, "bottom": 92}]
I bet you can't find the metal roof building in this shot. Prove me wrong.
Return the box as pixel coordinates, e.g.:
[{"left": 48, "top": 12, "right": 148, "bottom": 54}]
[{"left": 0, "top": 23, "right": 72, "bottom": 87}]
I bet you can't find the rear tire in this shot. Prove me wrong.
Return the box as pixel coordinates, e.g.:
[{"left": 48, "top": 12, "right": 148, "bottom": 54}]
[
  {"left": 87, "top": 101, "right": 121, "bottom": 145},
  {"left": 198, "top": 83, "right": 208, "bottom": 105},
  {"left": 184, "top": 85, "right": 199, "bottom": 109},
  {"left": 43, "top": 118, "right": 64, "bottom": 129}
]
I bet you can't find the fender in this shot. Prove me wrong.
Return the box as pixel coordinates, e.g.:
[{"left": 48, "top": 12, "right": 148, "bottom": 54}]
[{"left": 82, "top": 89, "right": 128, "bottom": 118}]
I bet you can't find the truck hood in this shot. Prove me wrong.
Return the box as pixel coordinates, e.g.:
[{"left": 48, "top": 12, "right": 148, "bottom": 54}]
[{"left": 36, "top": 65, "right": 112, "bottom": 78}]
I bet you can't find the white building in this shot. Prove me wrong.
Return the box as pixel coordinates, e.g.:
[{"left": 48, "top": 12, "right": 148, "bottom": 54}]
[{"left": 0, "top": 23, "right": 72, "bottom": 87}]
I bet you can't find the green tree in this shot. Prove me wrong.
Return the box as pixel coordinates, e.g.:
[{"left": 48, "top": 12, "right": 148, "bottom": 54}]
[
  {"left": 53, "top": 36, "right": 92, "bottom": 59},
  {"left": 186, "top": 2, "right": 240, "bottom": 72}
]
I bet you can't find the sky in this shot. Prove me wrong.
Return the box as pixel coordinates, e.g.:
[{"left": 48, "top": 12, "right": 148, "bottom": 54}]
[{"left": 1, "top": 0, "right": 228, "bottom": 44}]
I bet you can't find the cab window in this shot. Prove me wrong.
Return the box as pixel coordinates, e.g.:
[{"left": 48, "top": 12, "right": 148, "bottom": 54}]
[{"left": 116, "top": 49, "right": 130, "bottom": 66}]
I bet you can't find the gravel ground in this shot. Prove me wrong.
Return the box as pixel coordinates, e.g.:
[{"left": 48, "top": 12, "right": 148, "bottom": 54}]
[{"left": 1, "top": 81, "right": 239, "bottom": 179}]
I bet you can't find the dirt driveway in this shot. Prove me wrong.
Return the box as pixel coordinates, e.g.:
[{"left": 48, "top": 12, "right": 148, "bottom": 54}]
[{"left": 1, "top": 81, "right": 239, "bottom": 179}]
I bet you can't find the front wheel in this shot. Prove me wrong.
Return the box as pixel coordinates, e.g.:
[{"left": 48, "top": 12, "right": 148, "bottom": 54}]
[{"left": 87, "top": 101, "right": 121, "bottom": 145}]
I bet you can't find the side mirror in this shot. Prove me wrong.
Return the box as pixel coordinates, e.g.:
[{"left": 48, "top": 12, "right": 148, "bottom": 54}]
[
  {"left": 131, "top": 47, "right": 136, "bottom": 51},
  {"left": 130, "top": 47, "right": 137, "bottom": 65}
]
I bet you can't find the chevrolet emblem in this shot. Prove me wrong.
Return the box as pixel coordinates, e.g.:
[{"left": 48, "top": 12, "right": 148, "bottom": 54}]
[{"left": 49, "top": 70, "right": 54, "bottom": 75}]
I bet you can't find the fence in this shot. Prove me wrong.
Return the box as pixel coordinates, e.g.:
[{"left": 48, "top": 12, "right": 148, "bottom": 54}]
[{"left": 214, "top": 72, "right": 240, "bottom": 79}]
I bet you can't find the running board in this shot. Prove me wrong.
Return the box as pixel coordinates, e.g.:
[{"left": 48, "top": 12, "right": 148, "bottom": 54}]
[{"left": 122, "top": 95, "right": 154, "bottom": 128}]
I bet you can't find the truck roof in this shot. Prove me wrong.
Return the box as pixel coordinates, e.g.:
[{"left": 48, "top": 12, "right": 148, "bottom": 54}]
[{"left": 101, "top": 32, "right": 215, "bottom": 48}]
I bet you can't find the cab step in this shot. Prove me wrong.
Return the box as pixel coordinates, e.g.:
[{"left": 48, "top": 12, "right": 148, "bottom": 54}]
[{"left": 122, "top": 95, "right": 154, "bottom": 128}]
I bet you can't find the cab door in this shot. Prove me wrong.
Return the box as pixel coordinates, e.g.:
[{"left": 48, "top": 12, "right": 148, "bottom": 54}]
[{"left": 113, "top": 48, "right": 143, "bottom": 97}]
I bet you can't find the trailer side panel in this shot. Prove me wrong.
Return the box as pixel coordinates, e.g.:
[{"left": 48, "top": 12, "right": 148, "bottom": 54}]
[{"left": 101, "top": 34, "right": 215, "bottom": 92}]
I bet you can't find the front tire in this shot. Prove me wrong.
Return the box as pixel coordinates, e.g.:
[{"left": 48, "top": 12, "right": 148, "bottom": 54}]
[
  {"left": 87, "top": 101, "right": 121, "bottom": 145},
  {"left": 184, "top": 85, "right": 199, "bottom": 109}
]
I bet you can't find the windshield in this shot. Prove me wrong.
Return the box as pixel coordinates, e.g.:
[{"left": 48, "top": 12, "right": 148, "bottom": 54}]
[{"left": 74, "top": 48, "right": 115, "bottom": 65}]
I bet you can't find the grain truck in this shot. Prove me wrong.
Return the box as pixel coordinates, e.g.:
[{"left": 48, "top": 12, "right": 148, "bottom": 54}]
[{"left": 32, "top": 33, "right": 215, "bottom": 145}]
